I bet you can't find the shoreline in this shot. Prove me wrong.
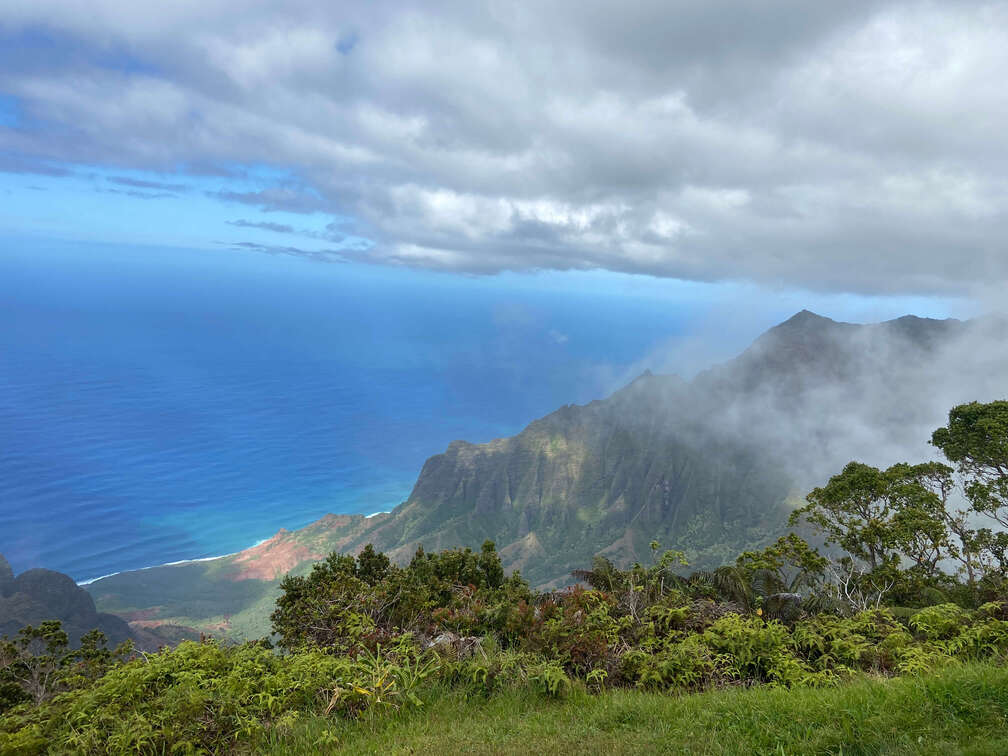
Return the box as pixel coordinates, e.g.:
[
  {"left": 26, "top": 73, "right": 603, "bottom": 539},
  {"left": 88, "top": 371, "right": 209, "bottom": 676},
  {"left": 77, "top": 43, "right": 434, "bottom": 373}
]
[
  {"left": 78, "top": 509, "right": 393, "bottom": 587},
  {"left": 77, "top": 551, "right": 240, "bottom": 586}
]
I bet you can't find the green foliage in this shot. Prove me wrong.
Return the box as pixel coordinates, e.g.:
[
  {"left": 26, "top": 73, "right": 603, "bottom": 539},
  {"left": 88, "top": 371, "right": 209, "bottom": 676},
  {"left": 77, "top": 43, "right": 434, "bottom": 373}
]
[
  {"left": 528, "top": 660, "right": 572, "bottom": 698},
  {"left": 790, "top": 461, "right": 953, "bottom": 577},
  {"left": 910, "top": 604, "right": 970, "bottom": 641},
  {"left": 10, "top": 392, "right": 1008, "bottom": 753},
  {"left": 0, "top": 622, "right": 131, "bottom": 713},
  {"left": 271, "top": 541, "right": 531, "bottom": 653},
  {"left": 0, "top": 639, "right": 435, "bottom": 754},
  {"left": 931, "top": 401, "right": 1008, "bottom": 489},
  {"left": 932, "top": 400, "right": 1008, "bottom": 581},
  {"left": 7, "top": 537, "right": 1008, "bottom": 753},
  {"left": 623, "top": 634, "right": 715, "bottom": 691},
  {"left": 789, "top": 402, "right": 1008, "bottom": 608},
  {"left": 735, "top": 533, "right": 828, "bottom": 590}
]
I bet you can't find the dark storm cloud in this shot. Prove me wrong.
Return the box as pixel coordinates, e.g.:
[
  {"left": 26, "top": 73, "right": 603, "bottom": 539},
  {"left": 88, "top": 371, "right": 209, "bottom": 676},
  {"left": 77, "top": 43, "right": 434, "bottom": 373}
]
[{"left": 2, "top": 1, "right": 1007, "bottom": 294}]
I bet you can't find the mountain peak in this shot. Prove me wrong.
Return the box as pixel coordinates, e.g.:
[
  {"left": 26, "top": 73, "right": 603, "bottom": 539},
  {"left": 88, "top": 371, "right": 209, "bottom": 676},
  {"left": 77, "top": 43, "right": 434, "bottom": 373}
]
[
  {"left": 750, "top": 310, "right": 849, "bottom": 348},
  {"left": 778, "top": 310, "right": 838, "bottom": 328}
]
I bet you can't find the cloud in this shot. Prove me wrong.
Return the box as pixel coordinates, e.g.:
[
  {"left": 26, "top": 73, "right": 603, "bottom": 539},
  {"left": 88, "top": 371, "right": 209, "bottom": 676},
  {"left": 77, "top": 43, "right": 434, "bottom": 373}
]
[
  {"left": 104, "top": 188, "right": 175, "bottom": 199},
  {"left": 211, "top": 188, "right": 328, "bottom": 214},
  {"left": 226, "top": 240, "right": 349, "bottom": 263},
  {"left": 0, "top": 151, "right": 70, "bottom": 176},
  {"left": 2, "top": 1, "right": 1008, "bottom": 294},
  {"left": 107, "top": 175, "right": 187, "bottom": 192},
  {"left": 226, "top": 219, "right": 295, "bottom": 233}
]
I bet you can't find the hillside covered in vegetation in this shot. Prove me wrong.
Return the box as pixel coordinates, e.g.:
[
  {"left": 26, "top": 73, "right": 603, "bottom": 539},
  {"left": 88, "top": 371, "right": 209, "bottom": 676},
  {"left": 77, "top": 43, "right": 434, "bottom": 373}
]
[
  {"left": 84, "top": 310, "right": 1003, "bottom": 642},
  {"left": 4, "top": 399, "right": 1008, "bottom": 753}
]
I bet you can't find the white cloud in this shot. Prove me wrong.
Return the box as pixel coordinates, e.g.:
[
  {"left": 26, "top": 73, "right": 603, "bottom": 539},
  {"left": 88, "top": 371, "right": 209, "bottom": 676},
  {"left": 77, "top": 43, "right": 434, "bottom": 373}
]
[{"left": 1, "top": 0, "right": 1007, "bottom": 294}]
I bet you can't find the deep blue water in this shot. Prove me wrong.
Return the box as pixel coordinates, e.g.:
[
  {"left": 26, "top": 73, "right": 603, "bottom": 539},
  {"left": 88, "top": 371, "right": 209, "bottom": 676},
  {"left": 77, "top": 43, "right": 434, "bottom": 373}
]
[{"left": 0, "top": 240, "right": 698, "bottom": 581}]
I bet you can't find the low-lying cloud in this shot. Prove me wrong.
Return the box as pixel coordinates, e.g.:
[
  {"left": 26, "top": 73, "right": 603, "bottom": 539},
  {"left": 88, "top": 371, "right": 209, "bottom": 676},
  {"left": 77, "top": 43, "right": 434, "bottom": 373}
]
[{"left": 688, "top": 313, "right": 1008, "bottom": 489}]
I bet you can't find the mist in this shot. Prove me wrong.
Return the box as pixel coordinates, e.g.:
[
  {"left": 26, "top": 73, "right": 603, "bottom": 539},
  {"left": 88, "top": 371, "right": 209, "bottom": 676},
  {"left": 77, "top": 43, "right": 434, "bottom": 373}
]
[{"left": 629, "top": 309, "right": 1008, "bottom": 496}]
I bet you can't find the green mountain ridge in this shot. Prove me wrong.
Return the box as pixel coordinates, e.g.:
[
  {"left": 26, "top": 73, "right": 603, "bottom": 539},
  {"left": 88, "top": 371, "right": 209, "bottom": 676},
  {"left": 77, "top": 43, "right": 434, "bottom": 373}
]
[{"left": 85, "top": 309, "right": 989, "bottom": 640}]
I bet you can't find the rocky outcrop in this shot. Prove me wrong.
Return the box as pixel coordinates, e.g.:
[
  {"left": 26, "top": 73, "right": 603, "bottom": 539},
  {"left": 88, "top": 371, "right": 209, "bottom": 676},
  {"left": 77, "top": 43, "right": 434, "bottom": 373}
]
[{"left": 0, "top": 556, "right": 134, "bottom": 648}]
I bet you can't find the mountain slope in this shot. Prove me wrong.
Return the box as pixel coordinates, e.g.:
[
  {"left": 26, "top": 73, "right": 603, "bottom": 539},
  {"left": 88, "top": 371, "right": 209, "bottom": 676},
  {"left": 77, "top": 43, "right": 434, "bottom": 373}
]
[
  {"left": 351, "top": 373, "right": 792, "bottom": 586},
  {"left": 87, "top": 310, "right": 1000, "bottom": 637}
]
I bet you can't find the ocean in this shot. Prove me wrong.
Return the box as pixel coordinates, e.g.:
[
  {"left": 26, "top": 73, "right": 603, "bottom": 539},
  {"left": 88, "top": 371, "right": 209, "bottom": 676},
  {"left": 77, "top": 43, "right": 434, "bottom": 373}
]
[{"left": 0, "top": 240, "right": 697, "bottom": 582}]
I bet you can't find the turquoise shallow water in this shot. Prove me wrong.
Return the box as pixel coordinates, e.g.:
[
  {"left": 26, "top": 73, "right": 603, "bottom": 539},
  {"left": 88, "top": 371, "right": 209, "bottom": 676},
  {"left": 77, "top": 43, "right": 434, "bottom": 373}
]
[{"left": 0, "top": 241, "right": 693, "bottom": 581}]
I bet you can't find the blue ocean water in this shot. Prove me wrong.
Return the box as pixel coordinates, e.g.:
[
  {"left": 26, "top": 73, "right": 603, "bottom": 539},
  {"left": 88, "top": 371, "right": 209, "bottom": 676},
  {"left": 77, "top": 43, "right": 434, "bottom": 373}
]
[{"left": 0, "top": 240, "right": 700, "bottom": 582}]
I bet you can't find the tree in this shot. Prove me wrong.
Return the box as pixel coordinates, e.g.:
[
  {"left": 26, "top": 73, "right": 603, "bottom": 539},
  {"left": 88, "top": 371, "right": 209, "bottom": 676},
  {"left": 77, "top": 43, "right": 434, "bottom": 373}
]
[
  {"left": 789, "top": 459, "right": 960, "bottom": 613},
  {"left": 791, "top": 461, "right": 951, "bottom": 573},
  {"left": 791, "top": 461, "right": 894, "bottom": 569},
  {"left": 885, "top": 462, "right": 955, "bottom": 581},
  {"left": 271, "top": 544, "right": 530, "bottom": 652},
  {"left": 735, "top": 533, "right": 828, "bottom": 595},
  {"left": 930, "top": 401, "right": 1008, "bottom": 594},
  {"left": 932, "top": 400, "right": 1008, "bottom": 527},
  {"left": 477, "top": 540, "right": 505, "bottom": 589},
  {"left": 0, "top": 621, "right": 69, "bottom": 705},
  {"left": 356, "top": 544, "right": 392, "bottom": 585}
]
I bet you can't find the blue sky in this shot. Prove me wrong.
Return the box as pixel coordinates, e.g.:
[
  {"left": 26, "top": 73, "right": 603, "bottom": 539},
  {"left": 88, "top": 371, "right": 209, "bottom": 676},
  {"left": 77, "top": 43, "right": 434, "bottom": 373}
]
[{"left": 0, "top": 163, "right": 364, "bottom": 255}]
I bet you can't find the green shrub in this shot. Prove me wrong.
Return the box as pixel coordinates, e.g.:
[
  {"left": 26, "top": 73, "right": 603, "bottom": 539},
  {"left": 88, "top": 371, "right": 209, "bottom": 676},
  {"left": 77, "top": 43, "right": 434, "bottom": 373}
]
[
  {"left": 910, "top": 603, "right": 970, "bottom": 641},
  {"left": 0, "top": 640, "right": 434, "bottom": 754},
  {"left": 9, "top": 538, "right": 1008, "bottom": 754},
  {"left": 624, "top": 634, "right": 715, "bottom": 691},
  {"left": 701, "top": 614, "right": 806, "bottom": 685}
]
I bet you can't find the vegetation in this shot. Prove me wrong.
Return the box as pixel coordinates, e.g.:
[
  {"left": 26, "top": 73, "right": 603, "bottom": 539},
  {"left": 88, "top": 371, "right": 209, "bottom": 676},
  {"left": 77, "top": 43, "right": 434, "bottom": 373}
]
[
  {"left": 261, "top": 663, "right": 1008, "bottom": 755},
  {"left": 3, "top": 399, "right": 1008, "bottom": 753},
  {"left": 790, "top": 400, "right": 1008, "bottom": 609},
  {"left": 82, "top": 310, "right": 974, "bottom": 639}
]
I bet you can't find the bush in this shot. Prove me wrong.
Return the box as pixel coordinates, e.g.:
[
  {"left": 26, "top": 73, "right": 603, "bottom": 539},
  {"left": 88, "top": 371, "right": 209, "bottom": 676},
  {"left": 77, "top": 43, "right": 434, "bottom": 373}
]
[
  {"left": 0, "top": 639, "right": 436, "bottom": 754},
  {"left": 271, "top": 541, "right": 531, "bottom": 653},
  {"left": 7, "top": 541, "right": 1008, "bottom": 753}
]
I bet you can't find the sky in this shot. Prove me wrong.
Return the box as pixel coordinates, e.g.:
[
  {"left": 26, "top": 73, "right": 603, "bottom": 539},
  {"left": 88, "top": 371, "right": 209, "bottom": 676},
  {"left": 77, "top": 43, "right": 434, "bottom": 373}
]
[{"left": 0, "top": 1, "right": 1004, "bottom": 310}]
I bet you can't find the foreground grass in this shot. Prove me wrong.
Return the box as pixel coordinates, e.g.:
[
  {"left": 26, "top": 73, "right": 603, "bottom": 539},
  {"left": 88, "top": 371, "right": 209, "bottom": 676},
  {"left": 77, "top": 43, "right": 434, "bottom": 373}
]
[{"left": 265, "top": 663, "right": 1008, "bottom": 755}]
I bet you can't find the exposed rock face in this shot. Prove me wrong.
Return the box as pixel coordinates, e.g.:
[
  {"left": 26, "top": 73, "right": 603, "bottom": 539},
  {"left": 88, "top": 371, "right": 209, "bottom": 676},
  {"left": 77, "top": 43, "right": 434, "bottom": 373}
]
[
  {"left": 0, "top": 556, "right": 134, "bottom": 648},
  {"left": 230, "top": 529, "right": 321, "bottom": 581}
]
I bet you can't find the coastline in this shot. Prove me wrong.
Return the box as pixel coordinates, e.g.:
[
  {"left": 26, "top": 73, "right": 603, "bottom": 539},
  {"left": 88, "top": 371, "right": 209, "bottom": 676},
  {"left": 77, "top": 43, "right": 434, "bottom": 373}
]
[
  {"left": 77, "top": 551, "right": 238, "bottom": 586},
  {"left": 77, "top": 510, "right": 393, "bottom": 587}
]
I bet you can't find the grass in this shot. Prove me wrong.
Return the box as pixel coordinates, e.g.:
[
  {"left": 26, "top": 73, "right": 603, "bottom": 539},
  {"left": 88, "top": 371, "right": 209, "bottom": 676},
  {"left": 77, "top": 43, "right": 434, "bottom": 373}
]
[{"left": 263, "top": 662, "right": 1008, "bottom": 755}]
